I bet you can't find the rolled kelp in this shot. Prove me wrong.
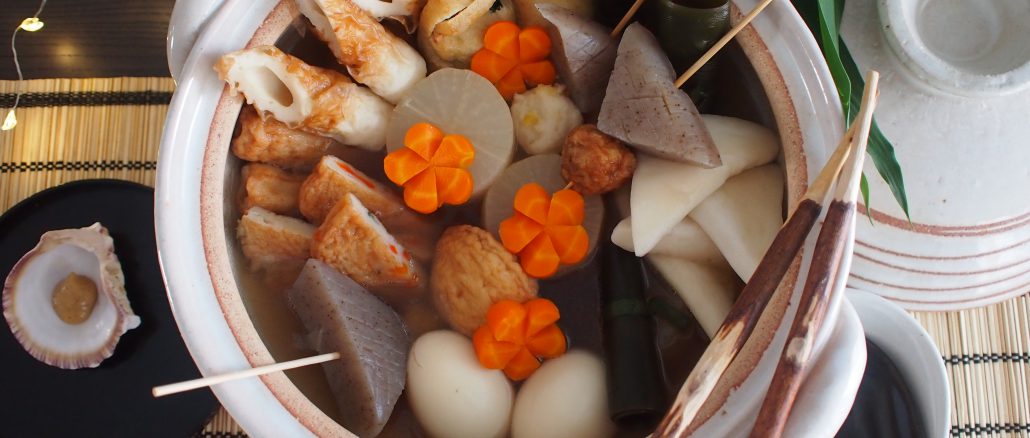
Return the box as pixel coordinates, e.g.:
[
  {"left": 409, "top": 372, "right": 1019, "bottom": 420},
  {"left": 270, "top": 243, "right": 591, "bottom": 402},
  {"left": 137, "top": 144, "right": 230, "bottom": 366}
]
[{"left": 600, "top": 203, "right": 667, "bottom": 430}]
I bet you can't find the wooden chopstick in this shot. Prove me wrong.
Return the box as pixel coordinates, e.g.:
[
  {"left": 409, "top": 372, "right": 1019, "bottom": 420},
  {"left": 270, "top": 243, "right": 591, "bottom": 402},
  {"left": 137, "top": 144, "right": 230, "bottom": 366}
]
[
  {"left": 152, "top": 352, "right": 341, "bottom": 398},
  {"left": 652, "top": 98, "right": 868, "bottom": 437},
  {"left": 750, "top": 71, "right": 880, "bottom": 437}
]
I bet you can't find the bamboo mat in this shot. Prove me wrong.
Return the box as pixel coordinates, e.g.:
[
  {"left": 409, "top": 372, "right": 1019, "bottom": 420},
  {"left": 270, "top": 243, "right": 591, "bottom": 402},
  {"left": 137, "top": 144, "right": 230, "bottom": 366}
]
[{"left": 1, "top": 77, "right": 1028, "bottom": 438}]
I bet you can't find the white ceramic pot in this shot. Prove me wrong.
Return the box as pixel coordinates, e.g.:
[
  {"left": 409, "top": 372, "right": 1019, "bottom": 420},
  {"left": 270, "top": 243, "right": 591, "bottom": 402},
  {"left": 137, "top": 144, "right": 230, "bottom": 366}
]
[{"left": 157, "top": 0, "right": 875, "bottom": 436}]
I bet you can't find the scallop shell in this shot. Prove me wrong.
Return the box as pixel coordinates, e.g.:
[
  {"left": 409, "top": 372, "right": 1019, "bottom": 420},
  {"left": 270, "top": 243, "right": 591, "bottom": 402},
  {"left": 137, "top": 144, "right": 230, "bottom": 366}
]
[{"left": 2, "top": 223, "right": 140, "bottom": 369}]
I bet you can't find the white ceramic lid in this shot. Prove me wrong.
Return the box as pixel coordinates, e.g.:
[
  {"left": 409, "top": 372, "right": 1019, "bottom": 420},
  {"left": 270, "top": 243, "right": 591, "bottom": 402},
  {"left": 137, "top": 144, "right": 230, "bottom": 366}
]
[{"left": 840, "top": 0, "right": 1030, "bottom": 310}]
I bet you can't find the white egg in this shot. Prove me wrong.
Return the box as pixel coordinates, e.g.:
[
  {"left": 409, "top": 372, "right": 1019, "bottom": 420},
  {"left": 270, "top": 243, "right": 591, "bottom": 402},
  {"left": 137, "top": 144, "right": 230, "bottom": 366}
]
[
  {"left": 407, "top": 330, "right": 514, "bottom": 438},
  {"left": 512, "top": 351, "right": 615, "bottom": 438}
]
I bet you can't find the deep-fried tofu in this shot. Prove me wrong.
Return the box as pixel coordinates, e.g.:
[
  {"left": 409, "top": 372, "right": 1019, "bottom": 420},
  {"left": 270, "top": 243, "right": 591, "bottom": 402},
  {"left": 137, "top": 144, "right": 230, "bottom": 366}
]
[
  {"left": 232, "top": 106, "right": 339, "bottom": 171},
  {"left": 237, "top": 206, "right": 315, "bottom": 276},
  {"left": 299, "top": 155, "right": 406, "bottom": 224},
  {"left": 312, "top": 193, "right": 421, "bottom": 293},
  {"left": 241, "top": 163, "right": 305, "bottom": 216}
]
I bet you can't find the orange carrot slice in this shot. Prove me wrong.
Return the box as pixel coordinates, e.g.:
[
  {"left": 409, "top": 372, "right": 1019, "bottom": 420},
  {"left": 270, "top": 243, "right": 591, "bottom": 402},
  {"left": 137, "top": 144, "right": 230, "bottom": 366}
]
[
  {"left": 486, "top": 299, "right": 528, "bottom": 344},
  {"left": 524, "top": 298, "right": 561, "bottom": 337},
  {"left": 387, "top": 123, "right": 478, "bottom": 214},
  {"left": 518, "top": 27, "right": 551, "bottom": 63},
  {"left": 546, "top": 189, "right": 585, "bottom": 226},
  {"left": 383, "top": 148, "right": 429, "bottom": 186},
  {"left": 432, "top": 134, "right": 476, "bottom": 168},
  {"left": 520, "top": 61, "right": 557, "bottom": 87},
  {"left": 525, "top": 324, "right": 567, "bottom": 359},
  {"left": 404, "top": 122, "right": 443, "bottom": 160},
  {"left": 496, "top": 68, "right": 527, "bottom": 101},
  {"left": 547, "top": 225, "right": 589, "bottom": 264},
  {"left": 403, "top": 170, "right": 439, "bottom": 214},
  {"left": 499, "top": 213, "right": 545, "bottom": 254},
  {"left": 483, "top": 21, "right": 521, "bottom": 61},
  {"left": 434, "top": 167, "right": 473, "bottom": 206},
  {"left": 473, "top": 326, "right": 521, "bottom": 369},
  {"left": 503, "top": 347, "right": 541, "bottom": 381},
  {"left": 471, "top": 49, "right": 518, "bottom": 84},
  {"left": 473, "top": 22, "right": 556, "bottom": 100},
  {"left": 521, "top": 233, "right": 561, "bottom": 278},
  {"left": 513, "top": 183, "right": 550, "bottom": 224}
]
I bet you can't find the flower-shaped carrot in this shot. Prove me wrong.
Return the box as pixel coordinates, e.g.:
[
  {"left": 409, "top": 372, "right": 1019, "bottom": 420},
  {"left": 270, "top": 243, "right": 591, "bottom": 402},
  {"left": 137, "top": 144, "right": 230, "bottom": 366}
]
[
  {"left": 498, "top": 183, "right": 589, "bottom": 278},
  {"left": 472, "top": 298, "right": 567, "bottom": 381},
  {"left": 471, "top": 21, "right": 557, "bottom": 101},
  {"left": 383, "top": 122, "right": 475, "bottom": 214}
]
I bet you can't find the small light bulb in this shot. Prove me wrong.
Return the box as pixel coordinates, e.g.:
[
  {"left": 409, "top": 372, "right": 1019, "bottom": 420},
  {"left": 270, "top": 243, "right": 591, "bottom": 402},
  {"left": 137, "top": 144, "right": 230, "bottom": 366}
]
[
  {"left": 1, "top": 110, "right": 17, "bottom": 131},
  {"left": 19, "top": 17, "right": 44, "bottom": 32}
]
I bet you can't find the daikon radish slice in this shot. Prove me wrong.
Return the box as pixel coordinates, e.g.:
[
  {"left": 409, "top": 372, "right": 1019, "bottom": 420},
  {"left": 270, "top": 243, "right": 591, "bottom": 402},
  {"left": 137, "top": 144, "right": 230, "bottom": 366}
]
[
  {"left": 690, "top": 164, "right": 784, "bottom": 282},
  {"left": 611, "top": 217, "right": 724, "bottom": 265},
  {"left": 628, "top": 115, "right": 778, "bottom": 256},
  {"left": 647, "top": 254, "right": 740, "bottom": 337}
]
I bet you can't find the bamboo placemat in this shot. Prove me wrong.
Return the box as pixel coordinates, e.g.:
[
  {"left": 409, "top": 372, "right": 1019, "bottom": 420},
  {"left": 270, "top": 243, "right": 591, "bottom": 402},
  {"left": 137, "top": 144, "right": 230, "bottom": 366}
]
[{"left": 2, "top": 77, "right": 1028, "bottom": 438}]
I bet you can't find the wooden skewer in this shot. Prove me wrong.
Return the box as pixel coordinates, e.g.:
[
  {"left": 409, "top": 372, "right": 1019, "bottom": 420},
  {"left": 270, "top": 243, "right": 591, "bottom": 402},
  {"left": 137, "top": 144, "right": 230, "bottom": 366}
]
[
  {"left": 152, "top": 352, "right": 341, "bottom": 398},
  {"left": 611, "top": 0, "right": 648, "bottom": 38},
  {"left": 652, "top": 77, "right": 877, "bottom": 438},
  {"left": 673, "top": 0, "right": 775, "bottom": 88},
  {"left": 750, "top": 71, "right": 880, "bottom": 438}
]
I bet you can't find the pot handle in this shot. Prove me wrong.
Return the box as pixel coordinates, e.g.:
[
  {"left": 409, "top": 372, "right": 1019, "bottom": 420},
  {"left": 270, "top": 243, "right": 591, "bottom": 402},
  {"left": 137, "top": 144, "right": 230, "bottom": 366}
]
[{"left": 167, "top": 0, "right": 228, "bottom": 82}]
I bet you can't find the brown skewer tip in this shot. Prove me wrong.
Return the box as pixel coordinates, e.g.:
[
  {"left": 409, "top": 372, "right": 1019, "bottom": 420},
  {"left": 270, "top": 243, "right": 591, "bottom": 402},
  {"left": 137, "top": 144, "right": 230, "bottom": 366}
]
[
  {"left": 749, "top": 71, "right": 880, "bottom": 438},
  {"left": 652, "top": 72, "right": 878, "bottom": 438},
  {"left": 673, "top": 0, "right": 775, "bottom": 88}
]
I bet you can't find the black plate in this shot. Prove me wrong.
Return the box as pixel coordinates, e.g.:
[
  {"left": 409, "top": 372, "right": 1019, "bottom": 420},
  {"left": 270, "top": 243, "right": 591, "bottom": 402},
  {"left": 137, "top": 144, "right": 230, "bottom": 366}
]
[{"left": 0, "top": 180, "right": 217, "bottom": 437}]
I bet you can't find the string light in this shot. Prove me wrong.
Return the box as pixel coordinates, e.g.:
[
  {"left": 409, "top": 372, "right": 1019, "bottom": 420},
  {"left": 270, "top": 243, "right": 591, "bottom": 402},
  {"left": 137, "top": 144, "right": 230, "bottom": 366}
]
[
  {"left": 3, "top": 0, "right": 49, "bottom": 131},
  {"left": 19, "top": 18, "right": 44, "bottom": 32}
]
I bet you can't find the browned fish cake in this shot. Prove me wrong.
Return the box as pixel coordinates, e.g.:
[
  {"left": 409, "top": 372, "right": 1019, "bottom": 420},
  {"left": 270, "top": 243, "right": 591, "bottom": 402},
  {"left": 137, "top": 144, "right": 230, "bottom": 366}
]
[
  {"left": 312, "top": 193, "right": 421, "bottom": 294},
  {"left": 241, "top": 163, "right": 305, "bottom": 216},
  {"left": 232, "top": 106, "right": 340, "bottom": 171},
  {"left": 237, "top": 206, "right": 315, "bottom": 274},
  {"left": 299, "top": 155, "right": 406, "bottom": 224}
]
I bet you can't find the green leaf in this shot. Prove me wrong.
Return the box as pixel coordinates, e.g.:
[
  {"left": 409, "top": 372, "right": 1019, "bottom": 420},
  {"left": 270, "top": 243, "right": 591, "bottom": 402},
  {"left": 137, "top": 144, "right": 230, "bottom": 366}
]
[
  {"left": 840, "top": 43, "right": 911, "bottom": 220},
  {"left": 790, "top": 0, "right": 911, "bottom": 220},
  {"left": 860, "top": 173, "right": 872, "bottom": 225}
]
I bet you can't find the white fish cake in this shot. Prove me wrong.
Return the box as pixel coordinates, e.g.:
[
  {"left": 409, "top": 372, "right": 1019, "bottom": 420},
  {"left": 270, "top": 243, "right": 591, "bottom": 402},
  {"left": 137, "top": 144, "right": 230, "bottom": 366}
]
[{"left": 215, "top": 46, "right": 392, "bottom": 150}]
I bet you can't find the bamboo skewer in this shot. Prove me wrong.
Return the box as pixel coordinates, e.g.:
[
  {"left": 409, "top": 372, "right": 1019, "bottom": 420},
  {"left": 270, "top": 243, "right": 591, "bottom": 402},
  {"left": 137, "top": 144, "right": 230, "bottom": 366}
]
[
  {"left": 750, "top": 72, "right": 880, "bottom": 438},
  {"left": 152, "top": 352, "right": 341, "bottom": 398},
  {"left": 673, "top": 0, "right": 775, "bottom": 88},
  {"left": 652, "top": 72, "right": 880, "bottom": 437},
  {"left": 611, "top": 0, "right": 648, "bottom": 37}
]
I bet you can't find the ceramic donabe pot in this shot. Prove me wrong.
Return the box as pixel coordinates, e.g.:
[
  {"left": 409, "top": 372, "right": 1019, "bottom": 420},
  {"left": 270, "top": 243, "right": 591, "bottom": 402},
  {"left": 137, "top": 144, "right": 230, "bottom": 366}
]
[{"left": 157, "top": 0, "right": 864, "bottom": 436}]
